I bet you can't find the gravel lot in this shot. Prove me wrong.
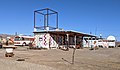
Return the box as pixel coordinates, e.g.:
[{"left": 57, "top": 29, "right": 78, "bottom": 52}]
[{"left": 0, "top": 46, "right": 120, "bottom": 70}]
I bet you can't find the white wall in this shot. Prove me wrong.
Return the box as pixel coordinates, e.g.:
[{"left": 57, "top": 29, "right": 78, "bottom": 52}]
[
  {"left": 107, "top": 41, "right": 115, "bottom": 47},
  {"left": 34, "top": 33, "right": 58, "bottom": 49},
  {"left": 83, "top": 39, "right": 98, "bottom": 48}
]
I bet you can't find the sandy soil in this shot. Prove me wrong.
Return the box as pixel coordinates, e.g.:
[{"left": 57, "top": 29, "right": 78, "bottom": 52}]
[{"left": 0, "top": 46, "right": 120, "bottom": 70}]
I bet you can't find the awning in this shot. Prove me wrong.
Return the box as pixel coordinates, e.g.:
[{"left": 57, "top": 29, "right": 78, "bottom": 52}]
[{"left": 33, "top": 30, "right": 96, "bottom": 37}]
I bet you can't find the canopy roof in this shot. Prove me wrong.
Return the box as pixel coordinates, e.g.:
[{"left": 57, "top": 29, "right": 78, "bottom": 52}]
[{"left": 33, "top": 30, "right": 96, "bottom": 37}]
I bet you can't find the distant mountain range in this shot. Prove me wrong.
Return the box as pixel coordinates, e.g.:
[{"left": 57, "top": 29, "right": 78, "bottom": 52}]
[{"left": 0, "top": 34, "right": 15, "bottom": 38}]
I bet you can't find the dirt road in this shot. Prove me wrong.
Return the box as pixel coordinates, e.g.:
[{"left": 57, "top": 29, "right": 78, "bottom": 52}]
[{"left": 0, "top": 46, "right": 120, "bottom": 70}]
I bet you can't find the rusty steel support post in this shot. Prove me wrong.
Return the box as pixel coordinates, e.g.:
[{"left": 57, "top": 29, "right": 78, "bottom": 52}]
[
  {"left": 34, "top": 11, "right": 36, "bottom": 28},
  {"left": 56, "top": 12, "right": 58, "bottom": 29}
]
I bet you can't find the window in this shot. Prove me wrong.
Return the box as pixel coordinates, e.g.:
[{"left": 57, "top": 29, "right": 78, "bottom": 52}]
[{"left": 14, "top": 37, "right": 20, "bottom": 41}]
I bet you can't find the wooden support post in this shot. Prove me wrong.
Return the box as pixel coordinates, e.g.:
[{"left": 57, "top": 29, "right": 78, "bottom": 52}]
[
  {"left": 49, "top": 34, "right": 51, "bottom": 49},
  {"left": 56, "top": 34, "right": 59, "bottom": 48},
  {"left": 66, "top": 34, "right": 69, "bottom": 48},
  {"left": 62, "top": 36, "right": 64, "bottom": 45},
  {"left": 81, "top": 36, "right": 84, "bottom": 49},
  {"left": 72, "top": 35, "right": 76, "bottom": 64}
]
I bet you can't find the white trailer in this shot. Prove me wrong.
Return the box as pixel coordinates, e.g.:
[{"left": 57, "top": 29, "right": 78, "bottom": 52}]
[
  {"left": 107, "top": 36, "right": 116, "bottom": 48},
  {"left": 83, "top": 36, "right": 116, "bottom": 48}
]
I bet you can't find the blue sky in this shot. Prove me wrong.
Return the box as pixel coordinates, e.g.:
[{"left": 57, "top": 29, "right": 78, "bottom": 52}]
[{"left": 0, "top": 0, "right": 120, "bottom": 40}]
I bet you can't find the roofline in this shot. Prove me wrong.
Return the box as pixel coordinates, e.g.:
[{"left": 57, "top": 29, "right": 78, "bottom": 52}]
[{"left": 33, "top": 30, "right": 97, "bottom": 37}]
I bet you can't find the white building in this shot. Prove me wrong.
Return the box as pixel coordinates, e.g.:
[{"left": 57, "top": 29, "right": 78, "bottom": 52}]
[
  {"left": 32, "top": 8, "right": 96, "bottom": 49},
  {"left": 33, "top": 30, "right": 96, "bottom": 49}
]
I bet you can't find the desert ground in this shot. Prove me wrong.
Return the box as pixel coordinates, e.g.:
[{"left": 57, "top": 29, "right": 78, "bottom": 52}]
[{"left": 0, "top": 46, "right": 120, "bottom": 70}]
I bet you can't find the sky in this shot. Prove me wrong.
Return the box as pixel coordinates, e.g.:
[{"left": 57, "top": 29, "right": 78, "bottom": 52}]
[{"left": 0, "top": 0, "right": 120, "bottom": 40}]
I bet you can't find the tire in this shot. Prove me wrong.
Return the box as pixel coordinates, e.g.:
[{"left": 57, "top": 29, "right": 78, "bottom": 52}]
[{"left": 22, "top": 42, "right": 26, "bottom": 46}]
